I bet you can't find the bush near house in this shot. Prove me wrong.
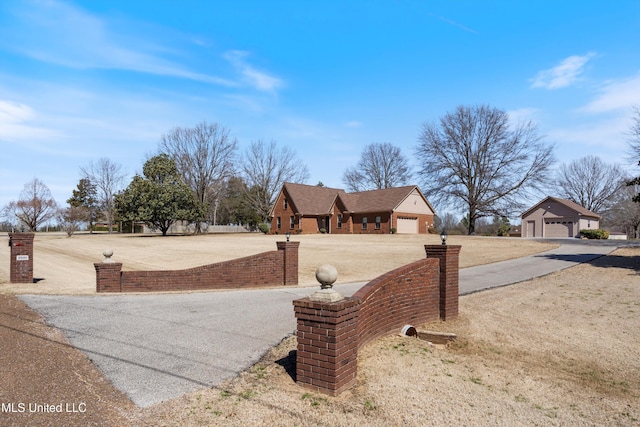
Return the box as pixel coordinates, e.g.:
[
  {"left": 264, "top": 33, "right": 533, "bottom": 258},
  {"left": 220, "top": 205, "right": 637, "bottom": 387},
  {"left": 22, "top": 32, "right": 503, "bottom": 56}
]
[{"left": 580, "top": 229, "right": 610, "bottom": 240}]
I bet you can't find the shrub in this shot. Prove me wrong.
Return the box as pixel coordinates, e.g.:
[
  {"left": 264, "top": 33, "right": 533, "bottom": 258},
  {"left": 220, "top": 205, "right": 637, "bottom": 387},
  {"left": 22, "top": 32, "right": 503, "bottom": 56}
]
[
  {"left": 390, "top": 228, "right": 397, "bottom": 234},
  {"left": 319, "top": 228, "right": 326, "bottom": 234},
  {"left": 497, "top": 224, "right": 510, "bottom": 237},
  {"left": 258, "top": 223, "right": 270, "bottom": 234},
  {"left": 579, "top": 229, "right": 609, "bottom": 240}
]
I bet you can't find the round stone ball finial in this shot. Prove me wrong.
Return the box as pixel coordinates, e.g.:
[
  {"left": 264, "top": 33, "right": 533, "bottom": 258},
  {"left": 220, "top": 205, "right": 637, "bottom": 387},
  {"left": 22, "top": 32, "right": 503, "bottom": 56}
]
[
  {"left": 102, "top": 249, "right": 114, "bottom": 263},
  {"left": 310, "top": 264, "right": 343, "bottom": 303},
  {"left": 315, "top": 264, "right": 338, "bottom": 289}
]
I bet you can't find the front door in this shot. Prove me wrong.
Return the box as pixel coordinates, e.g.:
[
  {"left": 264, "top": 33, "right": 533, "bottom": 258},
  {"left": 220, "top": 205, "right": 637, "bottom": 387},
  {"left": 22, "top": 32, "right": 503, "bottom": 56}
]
[{"left": 318, "top": 216, "right": 330, "bottom": 233}]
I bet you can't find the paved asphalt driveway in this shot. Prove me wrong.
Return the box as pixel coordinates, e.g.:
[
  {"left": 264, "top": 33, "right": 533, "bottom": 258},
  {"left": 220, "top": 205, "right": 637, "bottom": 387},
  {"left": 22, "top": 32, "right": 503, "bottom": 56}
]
[{"left": 19, "top": 239, "right": 628, "bottom": 407}]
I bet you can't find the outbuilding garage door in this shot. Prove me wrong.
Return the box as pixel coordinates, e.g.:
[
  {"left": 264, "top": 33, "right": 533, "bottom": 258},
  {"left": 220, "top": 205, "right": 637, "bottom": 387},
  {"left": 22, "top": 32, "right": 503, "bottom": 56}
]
[
  {"left": 396, "top": 217, "right": 418, "bottom": 234},
  {"left": 544, "top": 219, "right": 573, "bottom": 237}
]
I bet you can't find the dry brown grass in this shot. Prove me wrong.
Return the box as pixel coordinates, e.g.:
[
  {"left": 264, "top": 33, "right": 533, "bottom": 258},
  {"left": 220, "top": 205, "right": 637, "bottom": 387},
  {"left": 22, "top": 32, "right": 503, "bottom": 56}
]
[{"left": 0, "top": 232, "right": 556, "bottom": 294}]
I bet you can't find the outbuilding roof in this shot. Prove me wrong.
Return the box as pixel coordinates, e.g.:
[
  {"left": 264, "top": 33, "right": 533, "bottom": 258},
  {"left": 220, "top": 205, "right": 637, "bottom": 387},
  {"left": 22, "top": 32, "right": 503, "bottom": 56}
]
[{"left": 521, "top": 196, "right": 602, "bottom": 219}]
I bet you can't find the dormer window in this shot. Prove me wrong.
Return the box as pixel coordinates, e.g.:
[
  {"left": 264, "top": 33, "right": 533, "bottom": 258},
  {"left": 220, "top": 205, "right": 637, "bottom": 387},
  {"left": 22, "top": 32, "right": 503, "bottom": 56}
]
[{"left": 284, "top": 199, "right": 288, "bottom": 209}]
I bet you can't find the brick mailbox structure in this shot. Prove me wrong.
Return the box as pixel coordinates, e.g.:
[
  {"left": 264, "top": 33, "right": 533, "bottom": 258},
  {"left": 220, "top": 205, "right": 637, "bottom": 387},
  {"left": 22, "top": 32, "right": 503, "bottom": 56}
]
[
  {"left": 9, "top": 232, "right": 35, "bottom": 283},
  {"left": 95, "top": 241, "right": 299, "bottom": 293},
  {"left": 293, "top": 244, "right": 461, "bottom": 396}
]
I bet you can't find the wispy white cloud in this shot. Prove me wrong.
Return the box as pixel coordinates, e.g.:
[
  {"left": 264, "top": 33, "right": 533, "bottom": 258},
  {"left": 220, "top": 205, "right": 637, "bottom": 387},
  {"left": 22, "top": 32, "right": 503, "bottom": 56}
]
[
  {"left": 548, "top": 116, "right": 630, "bottom": 150},
  {"left": 1, "top": 0, "right": 235, "bottom": 86},
  {"left": 506, "top": 108, "right": 540, "bottom": 125},
  {"left": 530, "top": 53, "right": 596, "bottom": 89},
  {"left": 0, "top": 100, "right": 62, "bottom": 143},
  {"left": 0, "top": 76, "right": 184, "bottom": 158},
  {"left": 344, "top": 121, "right": 362, "bottom": 128},
  {"left": 223, "top": 94, "right": 268, "bottom": 113},
  {"left": 581, "top": 73, "right": 640, "bottom": 113},
  {"left": 0, "top": 100, "right": 34, "bottom": 123},
  {"left": 223, "top": 50, "right": 284, "bottom": 92},
  {"left": 427, "top": 13, "right": 478, "bottom": 34}
]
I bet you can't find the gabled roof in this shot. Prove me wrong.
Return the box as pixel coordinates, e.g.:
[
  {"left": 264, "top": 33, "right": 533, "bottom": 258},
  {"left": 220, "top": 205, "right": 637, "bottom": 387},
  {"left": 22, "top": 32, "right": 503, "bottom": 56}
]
[
  {"left": 339, "top": 185, "right": 434, "bottom": 214},
  {"left": 281, "top": 182, "right": 346, "bottom": 215},
  {"left": 276, "top": 182, "right": 434, "bottom": 216},
  {"left": 522, "top": 196, "right": 601, "bottom": 219}
]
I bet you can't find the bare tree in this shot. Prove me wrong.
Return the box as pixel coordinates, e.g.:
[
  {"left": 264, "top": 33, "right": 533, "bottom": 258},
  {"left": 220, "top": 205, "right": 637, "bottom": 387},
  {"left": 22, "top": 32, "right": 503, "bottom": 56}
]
[
  {"left": 57, "top": 206, "right": 88, "bottom": 237},
  {"left": 342, "top": 142, "right": 413, "bottom": 192},
  {"left": 626, "top": 106, "right": 640, "bottom": 164},
  {"left": 4, "top": 178, "right": 57, "bottom": 231},
  {"left": 626, "top": 107, "right": 640, "bottom": 203},
  {"left": 241, "top": 139, "right": 310, "bottom": 223},
  {"left": 81, "top": 158, "right": 126, "bottom": 233},
  {"left": 416, "top": 104, "right": 555, "bottom": 235},
  {"left": 433, "top": 212, "right": 465, "bottom": 234},
  {"left": 553, "top": 155, "right": 625, "bottom": 213},
  {"left": 159, "top": 121, "right": 238, "bottom": 229},
  {"left": 605, "top": 182, "right": 640, "bottom": 238}
]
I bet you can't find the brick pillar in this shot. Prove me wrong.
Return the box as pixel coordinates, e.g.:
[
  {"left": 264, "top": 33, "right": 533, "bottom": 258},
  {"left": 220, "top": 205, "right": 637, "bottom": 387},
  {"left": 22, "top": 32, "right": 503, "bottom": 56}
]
[
  {"left": 424, "top": 244, "right": 461, "bottom": 320},
  {"left": 9, "top": 233, "right": 35, "bottom": 283},
  {"left": 277, "top": 241, "right": 299, "bottom": 286},
  {"left": 94, "top": 262, "right": 123, "bottom": 292},
  {"left": 293, "top": 297, "right": 359, "bottom": 396}
]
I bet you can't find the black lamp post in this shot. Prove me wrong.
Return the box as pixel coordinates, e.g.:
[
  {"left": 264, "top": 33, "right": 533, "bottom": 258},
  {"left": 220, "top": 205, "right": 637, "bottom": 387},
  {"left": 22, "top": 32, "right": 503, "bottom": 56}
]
[
  {"left": 440, "top": 229, "right": 448, "bottom": 245},
  {"left": 285, "top": 231, "right": 291, "bottom": 242}
]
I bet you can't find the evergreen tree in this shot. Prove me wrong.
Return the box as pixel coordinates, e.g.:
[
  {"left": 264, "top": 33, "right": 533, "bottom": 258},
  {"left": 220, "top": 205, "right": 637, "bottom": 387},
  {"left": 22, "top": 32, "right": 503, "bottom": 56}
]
[
  {"left": 67, "top": 178, "right": 99, "bottom": 232},
  {"left": 115, "top": 154, "right": 203, "bottom": 235}
]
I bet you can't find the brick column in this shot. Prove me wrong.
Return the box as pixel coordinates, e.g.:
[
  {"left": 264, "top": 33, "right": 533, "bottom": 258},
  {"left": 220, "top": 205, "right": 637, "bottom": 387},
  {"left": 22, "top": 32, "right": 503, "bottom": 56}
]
[
  {"left": 94, "top": 262, "right": 123, "bottom": 292},
  {"left": 277, "top": 241, "right": 299, "bottom": 286},
  {"left": 293, "top": 297, "right": 359, "bottom": 396},
  {"left": 424, "top": 244, "right": 461, "bottom": 320},
  {"left": 9, "top": 233, "right": 35, "bottom": 283}
]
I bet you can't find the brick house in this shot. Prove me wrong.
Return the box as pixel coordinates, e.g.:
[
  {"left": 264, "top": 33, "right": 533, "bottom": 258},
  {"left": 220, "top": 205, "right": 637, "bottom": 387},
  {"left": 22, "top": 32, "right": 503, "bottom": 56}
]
[
  {"left": 521, "top": 196, "right": 601, "bottom": 238},
  {"left": 270, "top": 182, "right": 435, "bottom": 234}
]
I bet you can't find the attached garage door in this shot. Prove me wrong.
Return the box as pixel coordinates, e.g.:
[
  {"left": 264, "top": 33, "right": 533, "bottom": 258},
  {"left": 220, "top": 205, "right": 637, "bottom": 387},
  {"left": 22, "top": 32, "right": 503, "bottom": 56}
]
[
  {"left": 396, "top": 217, "right": 418, "bottom": 234},
  {"left": 544, "top": 219, "right": 573, "bottom": 237}
]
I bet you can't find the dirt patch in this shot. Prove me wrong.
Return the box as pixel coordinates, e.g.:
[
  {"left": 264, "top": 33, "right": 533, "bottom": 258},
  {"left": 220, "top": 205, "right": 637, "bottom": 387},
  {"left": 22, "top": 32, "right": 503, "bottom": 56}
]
[{"left": 0, "top": 293, "right": 136, "bottom": 426}]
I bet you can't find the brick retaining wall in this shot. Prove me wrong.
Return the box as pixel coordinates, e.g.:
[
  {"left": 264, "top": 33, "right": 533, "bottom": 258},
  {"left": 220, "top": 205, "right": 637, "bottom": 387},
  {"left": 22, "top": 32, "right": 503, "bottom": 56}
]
[
  {"left": 353, "top": 258, "right": 440, "bottom": 349},
  {"left": 95, "top": 241, "right": 299, "bottom": 293},
  {"left": 293, "top": 244, "right": 461, "bottom": 396}
]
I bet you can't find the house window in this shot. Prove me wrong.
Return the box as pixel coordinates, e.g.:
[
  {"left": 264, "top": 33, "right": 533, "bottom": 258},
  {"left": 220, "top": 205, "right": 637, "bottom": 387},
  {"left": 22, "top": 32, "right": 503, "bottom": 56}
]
[
  {"left": 284, "top": 199, "right": 288, "bottom": 209},
  {"left": 362, "top": 217, "right": 368, "bottom": 230},
  {"left": 375, "top": 216, "right": 381, "bottom": 230},
  {"left": 337, "top": 214, "right": 342, "bottom": 229},
  {"left": 277, "top": 217, "right": 281, "bottom": 229},
  {"left": 290, "top": 216, "right": 295, "bottom": 229}
]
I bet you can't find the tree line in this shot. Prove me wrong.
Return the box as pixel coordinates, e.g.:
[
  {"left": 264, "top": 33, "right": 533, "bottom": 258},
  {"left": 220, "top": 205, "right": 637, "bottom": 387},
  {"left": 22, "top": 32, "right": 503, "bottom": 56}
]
[{"left": 3, "top": 105, "right": 640, "bottom": 237}]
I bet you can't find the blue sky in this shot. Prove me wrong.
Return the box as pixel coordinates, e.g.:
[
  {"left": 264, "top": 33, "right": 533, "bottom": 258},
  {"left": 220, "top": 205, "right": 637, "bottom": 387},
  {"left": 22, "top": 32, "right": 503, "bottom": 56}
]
[{"left": 1, "top": 0, "right": 639, "bottom": 215}]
